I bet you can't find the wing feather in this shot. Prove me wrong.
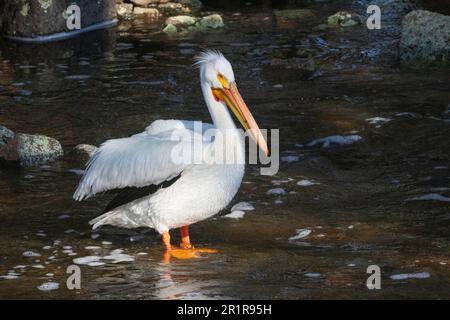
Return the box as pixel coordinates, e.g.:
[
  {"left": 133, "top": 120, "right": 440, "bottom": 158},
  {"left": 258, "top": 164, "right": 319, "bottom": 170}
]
[{"left": 73, "top": 120, "right": 213, "bottom": 201}]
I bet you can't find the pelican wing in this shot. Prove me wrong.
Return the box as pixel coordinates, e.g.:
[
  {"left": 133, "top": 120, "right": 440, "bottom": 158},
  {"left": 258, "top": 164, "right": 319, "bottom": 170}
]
[{"left": 73, "top": 120, "right": 214, "bottom": 201}]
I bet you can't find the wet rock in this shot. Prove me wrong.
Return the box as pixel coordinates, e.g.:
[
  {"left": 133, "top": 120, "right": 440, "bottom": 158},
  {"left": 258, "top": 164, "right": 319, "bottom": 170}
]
[
  {"left": 163, "top": 23, "right": 178, "bottom": 34},
  {"left": 116, "top": 3, "right": 134, "bottom": 20},
  {"left": 307, "top": 135, "right": 362, "bottom": 148},
  {"left": 130, "top": 0, "right": 157, "bottom": 7},
  {"left": 166, "top": 15, "right": 197, "bottom": 27},
  {"left": 158, "top": 0, "right": 202, "bottom": 16},
  {"left": 328, "top": 11, "right": 361, "bottom": 27},
  {"left": 158, "top": 2, "right": 185, "bottom": 16},
  {"left": 0, "top": 126, "right": 63, "bottom": 166},
  {"left": 133, "top": 7, "right": 160, "bottom": 17},
  {"left": 197, "top": 14, "right": 224, "bottom": 30},
  {"left": 400, "top": 10, "right": 450, "bottom": 62},
  {"left": 180, "top": 0, "right": 203, "bottom": 12},
  {"left": 0, "top": 0, "right": 117, "bottom": 40},
  {"left": 0, "top": 126, "right": 14, "bottom": 146},
  {"left": 71, "top": 144, "right": 97, "bottom": 163},
  {"left": 274, "top": 9, "right": 316, "bottom": 21},
  {"left": 163, "top": 13, "right": 224, "bottom": 34},
  {"left": 313, "top": 23, "right": 331, "bottom": 31}
]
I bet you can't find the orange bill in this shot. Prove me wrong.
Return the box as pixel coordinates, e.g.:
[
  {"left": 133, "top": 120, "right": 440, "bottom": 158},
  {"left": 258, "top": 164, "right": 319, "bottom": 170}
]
[{"left": 212, "top": 82, "right": 269, "bottom": 156}]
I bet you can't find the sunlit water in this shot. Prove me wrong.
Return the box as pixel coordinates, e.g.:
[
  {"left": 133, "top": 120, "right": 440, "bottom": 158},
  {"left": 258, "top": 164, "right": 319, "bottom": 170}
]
[{"left": 0, "top": 1, "right": 449, "bottom": 299}]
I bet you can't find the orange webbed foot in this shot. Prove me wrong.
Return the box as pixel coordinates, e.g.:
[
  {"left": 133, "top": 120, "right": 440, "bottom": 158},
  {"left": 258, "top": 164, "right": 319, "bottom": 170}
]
[
  {"left": 169, "top": 247, "right": 218, "bottom": 260},
  {"left": 162, "top": 247, "right": 218, "bottom": 262},
  {"left": 161, "top": 228, "right": 218, "bottom": 262}
]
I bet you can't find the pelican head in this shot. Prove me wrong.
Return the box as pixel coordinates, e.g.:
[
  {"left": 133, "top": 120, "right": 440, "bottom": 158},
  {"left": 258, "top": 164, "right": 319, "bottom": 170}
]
[{"left": 195, "top": 50, "right": 269, "bottom": 156}]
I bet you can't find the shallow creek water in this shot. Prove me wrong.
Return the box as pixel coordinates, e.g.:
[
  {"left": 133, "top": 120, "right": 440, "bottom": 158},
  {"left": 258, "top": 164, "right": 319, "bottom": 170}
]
[{"left": 0, "top": 1, "right": 449, "bottom": 299}]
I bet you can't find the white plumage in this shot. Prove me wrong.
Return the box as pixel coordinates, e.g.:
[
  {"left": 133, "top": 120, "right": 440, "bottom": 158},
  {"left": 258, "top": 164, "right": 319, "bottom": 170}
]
[
  {"left": 73, "top": 50, "right": 270, "bottom": 244},
  {"left": 76, "top": 119, "right": 244, "bottom": 233},
  {"left": 73, "top": 120, "right": 214, "bottom": 201}
]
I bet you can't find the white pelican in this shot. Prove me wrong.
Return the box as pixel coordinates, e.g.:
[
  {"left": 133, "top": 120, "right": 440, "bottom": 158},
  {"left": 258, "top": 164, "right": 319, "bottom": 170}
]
[{"left": 74, "top": 50, "right": 268, "bottom": 259}]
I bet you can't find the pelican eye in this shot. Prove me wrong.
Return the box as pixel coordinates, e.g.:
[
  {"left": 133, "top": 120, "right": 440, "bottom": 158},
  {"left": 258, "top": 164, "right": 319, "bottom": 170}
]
[{"left": 217, "top": 73, "right": 230, "bottom": 89}]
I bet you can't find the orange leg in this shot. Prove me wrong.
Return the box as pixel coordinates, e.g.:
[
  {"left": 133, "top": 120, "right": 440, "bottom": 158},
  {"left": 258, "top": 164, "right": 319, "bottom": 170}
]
[
  {"left": 180, "top": 225, "right": 192, "bottom": 249},
  {"left": 162, "top": 231, "right": 172, "bottom": 251},
  {"left": 161, "top": 228, "right": 218, "bottom": 261}
]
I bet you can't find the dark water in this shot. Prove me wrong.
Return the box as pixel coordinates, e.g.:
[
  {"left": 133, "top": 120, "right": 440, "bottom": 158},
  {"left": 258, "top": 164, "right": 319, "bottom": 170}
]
[{"left": 1, "top": 1, "right": 450, "bottom": 299}]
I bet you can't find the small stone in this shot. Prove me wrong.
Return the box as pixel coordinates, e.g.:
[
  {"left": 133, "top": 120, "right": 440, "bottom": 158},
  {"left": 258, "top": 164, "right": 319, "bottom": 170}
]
[
  {"left": 130, "top": 0, "right": 156, "bottom": 7},
  {"left": 22, "top": 251, "right": 41, "bottom": 257},
  {"left": 163, "top": 23, "right": 177, "bottom": 34},
  {"left": 71, "top": 144, "right": 97, "bottom": 163},
  {"left": 266, "top": 188, "right": 287, "bottom": 195},
  {"left": 0, "top": 126, "right": 15, "bottom": 146},
  {"left": 327, "top": 11, "right": 361, "bottom": 27},
  {"left": 116, "top": 3, "right": 133, "bottom": 19},
  {"left": 133, "top": 7, "right": 160, "bottom": 17},
  {"left": 166, "top": 15, "right": 197, "bottom": 27},
  {"left": 197, "top": 14, "right": 224, "bottom": 30},
  {"left": 223, "top": 210, "right": 245, "bottom": 219},
  {"left": 158, "top": 0, "right": 202, "bottom": 16},
  {"left": 158, "top": 2, "right": 188, "bottom": 16},
  {"left": 37, "top": 282, "right": 59, "bottom": 291}
]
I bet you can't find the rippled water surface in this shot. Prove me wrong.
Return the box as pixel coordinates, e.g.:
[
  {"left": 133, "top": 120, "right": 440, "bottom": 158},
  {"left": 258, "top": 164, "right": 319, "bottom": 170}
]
[{"left": 1, "top": 1, "right": 449, "bottom": 299}]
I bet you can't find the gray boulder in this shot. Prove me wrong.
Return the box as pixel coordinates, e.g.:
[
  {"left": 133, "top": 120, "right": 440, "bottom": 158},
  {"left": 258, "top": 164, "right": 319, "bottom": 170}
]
[
  {"left": 400, "top": 10, "right": 450, "bottom": 62},
  {"left": 0, "top": 126, "right": 64, "bottom": 166}
]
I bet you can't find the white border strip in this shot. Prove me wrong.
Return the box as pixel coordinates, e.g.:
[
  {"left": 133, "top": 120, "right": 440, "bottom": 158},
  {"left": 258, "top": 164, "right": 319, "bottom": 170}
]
[{"left": 4, "top": 19, "right": 118, "bottom": 44}]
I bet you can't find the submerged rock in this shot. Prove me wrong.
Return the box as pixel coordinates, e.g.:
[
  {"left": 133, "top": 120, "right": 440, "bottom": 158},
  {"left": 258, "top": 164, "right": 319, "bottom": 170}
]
[
  {"left": 274, "top": 9, "right": 316, "bottom": 21},
  {"left": 0, "top": 126, "right": 63, "bottom": 166},
  {"left": 307, "top": 135, "right": 362, "bottom": 148},
  {"left": 327, "top": 11, "right": 361, "bottom": 27},
  {"left": 197, "top": 14, "right": 224, "bottom": 30},
  {"left": 71, "top": 144, "right": 97, "bottom": 163},
  {"left": 268, "top": 57, "right": 317, "bottom": 79},
  {"left": 400, "top": 10, "right": 450, "bottom": 62},
  {"left": 163, "top": 23, "right": 178, "bottom": 34}
]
